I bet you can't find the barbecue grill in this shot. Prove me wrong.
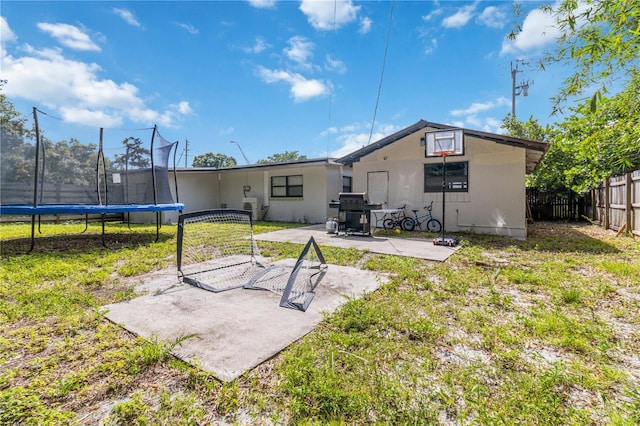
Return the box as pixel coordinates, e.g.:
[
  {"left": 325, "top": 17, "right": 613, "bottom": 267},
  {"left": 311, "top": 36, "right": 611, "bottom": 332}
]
[{"left": 329, "top": 192, "right": 382, "bottom": 235}]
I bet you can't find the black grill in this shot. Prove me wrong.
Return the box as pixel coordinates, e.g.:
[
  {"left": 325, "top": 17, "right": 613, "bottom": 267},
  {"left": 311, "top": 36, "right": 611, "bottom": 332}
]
[{"left": 329, "top": 192, "right": 381, "bottom": 235}]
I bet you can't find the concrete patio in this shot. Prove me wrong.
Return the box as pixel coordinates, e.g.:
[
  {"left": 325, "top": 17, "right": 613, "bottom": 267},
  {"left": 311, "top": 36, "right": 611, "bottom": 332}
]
[{"left": 255, "top": 224, "right": 461, "bottom": 262}]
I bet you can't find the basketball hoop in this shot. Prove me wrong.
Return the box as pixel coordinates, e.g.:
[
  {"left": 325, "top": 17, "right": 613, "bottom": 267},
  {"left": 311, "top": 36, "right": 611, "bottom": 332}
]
[
  {"left": 423, "top": 129, "right": 464, "bottom": 247},
  {"left": 425, "top": 129, "right": 464, "bottom": 158},
  {"left": 433, "top": 150, "right": 455, "bottom": 158}
]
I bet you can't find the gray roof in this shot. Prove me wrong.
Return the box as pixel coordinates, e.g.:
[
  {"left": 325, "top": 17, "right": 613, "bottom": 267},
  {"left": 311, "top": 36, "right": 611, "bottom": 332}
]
[
  {"left": 177, "top": 157, "right": 340, "bottom": 172},
  {"left": 336, "top": 120, "right": 548, "bottom": 173}
]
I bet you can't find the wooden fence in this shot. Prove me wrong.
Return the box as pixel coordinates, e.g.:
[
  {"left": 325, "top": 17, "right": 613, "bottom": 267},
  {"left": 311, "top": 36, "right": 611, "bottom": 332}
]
[
  {"left": 592, "top": 170, "right": 640, "bottom": 237},
  {"left": 527, "top": 189, "right": 591, "bottom": 221}
]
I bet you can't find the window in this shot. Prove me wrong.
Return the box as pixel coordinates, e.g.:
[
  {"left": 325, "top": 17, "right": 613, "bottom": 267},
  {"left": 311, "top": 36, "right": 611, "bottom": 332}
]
[
  {"left": 342, "top": 176, "right": 352, "bottom": 193},
  {"left": 271, "top": 175, "right": 303, "bottom": 198},
  {"left": 424, "top": 161, "right": 468, "bottom": 192}
]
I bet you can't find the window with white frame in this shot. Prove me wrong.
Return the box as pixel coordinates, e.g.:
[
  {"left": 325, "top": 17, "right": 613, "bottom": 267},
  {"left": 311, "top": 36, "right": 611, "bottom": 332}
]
[{"left": 271, "top": 175, "right": 303, "bottom": 198}]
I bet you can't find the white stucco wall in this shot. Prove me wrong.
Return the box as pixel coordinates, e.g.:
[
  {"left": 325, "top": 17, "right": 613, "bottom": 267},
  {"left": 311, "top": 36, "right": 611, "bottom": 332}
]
[
  {"left": 174, "top": 161, "right": 348, "bottom": 224},
  {"left": 351, "top": 130, "right": 528, "bottom": 238},
  {"left": 264, "top": 163, "right": 343, "bottom": 224}
]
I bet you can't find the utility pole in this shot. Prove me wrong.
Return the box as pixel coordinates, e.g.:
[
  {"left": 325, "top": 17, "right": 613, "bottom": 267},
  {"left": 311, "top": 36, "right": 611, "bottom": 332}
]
[
  {"left": 230, "top": 140, "right": 250, "bottom": 165},
  {"left": 511, "top": 60, "right": 533, "bottom": 117},
  {"left": 184, "top": 139, "right": 189, "bottom": 168}
]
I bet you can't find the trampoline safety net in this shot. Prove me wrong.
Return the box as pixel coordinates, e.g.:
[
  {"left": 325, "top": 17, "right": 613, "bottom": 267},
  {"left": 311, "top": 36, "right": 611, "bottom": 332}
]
[
  {"left": 0, "top": 112, "right": 179, "bottom": 207},
  {"left": 176, "top": 209, "right": 327, "bottom": 311}
]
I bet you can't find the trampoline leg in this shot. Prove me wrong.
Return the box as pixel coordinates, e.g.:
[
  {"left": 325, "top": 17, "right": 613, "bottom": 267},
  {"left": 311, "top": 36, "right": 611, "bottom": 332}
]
[
  {"left": 155, "top": 211, "right": 160, "bottom": 242},
  {"left": 28, "top": 215, "right": 36, "bottom": 253},
  {"left": 101, "top": 213, "right": 108, "bottom": 248},
  {"left": 82, "top": 214, "right": 89, "bottom": 233}
]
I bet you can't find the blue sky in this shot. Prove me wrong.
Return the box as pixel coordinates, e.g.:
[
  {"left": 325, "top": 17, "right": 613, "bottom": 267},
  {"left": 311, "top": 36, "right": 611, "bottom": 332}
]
[{"left": 1, "top": 1, "right": 571, "bottom": 166}]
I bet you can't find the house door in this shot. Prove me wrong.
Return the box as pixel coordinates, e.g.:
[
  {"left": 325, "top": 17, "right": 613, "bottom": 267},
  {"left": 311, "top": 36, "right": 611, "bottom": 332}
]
[{"left": 367, "top": 171, "right": 389, "bottom": 206}]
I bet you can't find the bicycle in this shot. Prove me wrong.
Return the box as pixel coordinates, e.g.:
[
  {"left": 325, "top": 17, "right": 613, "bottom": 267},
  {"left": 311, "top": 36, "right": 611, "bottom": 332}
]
[
  {"left": 382, "top": 205, "right": 411, "bottom": 230},
  {"left": 401, "top": 201, "right": 442, "bottom": 232}
]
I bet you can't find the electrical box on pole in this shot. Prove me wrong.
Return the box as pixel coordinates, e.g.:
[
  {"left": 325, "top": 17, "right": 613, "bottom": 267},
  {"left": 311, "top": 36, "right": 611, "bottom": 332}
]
[{"left": 511, "top": 60, "right": 533, "bottom": 117}]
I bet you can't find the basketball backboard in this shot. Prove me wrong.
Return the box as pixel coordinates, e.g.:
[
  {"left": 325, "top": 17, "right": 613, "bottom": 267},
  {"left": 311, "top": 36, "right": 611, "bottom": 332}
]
[{"left": 425, "top": 129, "right": 464, "bottom": 157}]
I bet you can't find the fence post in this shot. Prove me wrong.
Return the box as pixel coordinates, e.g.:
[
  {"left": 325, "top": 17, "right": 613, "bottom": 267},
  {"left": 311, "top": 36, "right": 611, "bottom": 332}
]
[
  {"left": 626, "top": 172, "right": 633, "bottom": 235},
  {"left": 604, "top": 178, "right": 610, "bottom": 230}
]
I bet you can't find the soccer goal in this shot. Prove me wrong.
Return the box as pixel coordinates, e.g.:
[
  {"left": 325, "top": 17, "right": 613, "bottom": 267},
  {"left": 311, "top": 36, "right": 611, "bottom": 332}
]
[
  {"left": 176, "top": 209, "right": 327, "bottom": 311},
  {"left": 176, "top": 209, "right": 269, "bottom": 293},
  {"left": 245, "top": 236, "right": 327, "bottom": 311}
]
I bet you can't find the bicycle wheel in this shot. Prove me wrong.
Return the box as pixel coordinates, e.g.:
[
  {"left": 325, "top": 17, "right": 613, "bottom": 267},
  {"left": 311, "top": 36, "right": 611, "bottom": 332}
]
[
  {"left": 401, "top": 217, "right": 415, "bottom": 231},
  {"left": 383, "top": 218, "right": 396, "bottom": 230},
  {"left": 426, "top": 219, "right": 441, "bottom": 233}
]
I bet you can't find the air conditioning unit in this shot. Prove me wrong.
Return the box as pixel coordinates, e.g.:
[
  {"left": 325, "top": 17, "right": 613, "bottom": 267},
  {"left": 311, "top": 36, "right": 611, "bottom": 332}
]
[{"left": 242, "top": 197, "right": 261, "bottom": 221}]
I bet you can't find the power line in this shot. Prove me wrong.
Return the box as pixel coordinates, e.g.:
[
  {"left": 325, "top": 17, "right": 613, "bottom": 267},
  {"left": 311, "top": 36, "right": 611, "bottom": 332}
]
[
  {"left": 367, "top": 0, "right": 394, "bottom": 145},
  {"left": 327, "top": 0, "right": 337, "bottom": 158}
]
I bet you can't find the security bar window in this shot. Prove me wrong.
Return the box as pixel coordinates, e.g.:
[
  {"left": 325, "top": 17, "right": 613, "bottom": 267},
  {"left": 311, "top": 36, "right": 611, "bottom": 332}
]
[{"left": 424, "top": 161, "right": 468, "bottom": 192}]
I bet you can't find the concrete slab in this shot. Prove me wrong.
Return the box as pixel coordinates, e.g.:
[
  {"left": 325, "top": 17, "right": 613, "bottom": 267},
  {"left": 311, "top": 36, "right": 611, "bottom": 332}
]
[
  {"left": 255, "top": 224, "right": 461, "bottom": 262},
  {"left": 103, "top": 263, "right": 386, "bottom": 382}
]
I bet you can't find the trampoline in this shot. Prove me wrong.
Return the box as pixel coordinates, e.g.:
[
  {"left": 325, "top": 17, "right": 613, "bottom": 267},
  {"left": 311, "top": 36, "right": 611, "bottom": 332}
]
[{"left": 0, "top": 107, "right": 184, "bottom": 251}]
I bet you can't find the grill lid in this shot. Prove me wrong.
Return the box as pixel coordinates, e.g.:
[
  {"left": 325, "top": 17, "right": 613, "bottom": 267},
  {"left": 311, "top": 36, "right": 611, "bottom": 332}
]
[{"left": 338, "top": 192, "right": 367, "bottom": 201}]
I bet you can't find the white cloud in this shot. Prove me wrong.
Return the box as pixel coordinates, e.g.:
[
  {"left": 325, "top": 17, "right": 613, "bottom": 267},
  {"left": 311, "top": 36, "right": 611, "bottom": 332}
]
[
  {"left": 442, "top": 3, "right": 477, "bottom": 29},
  {"left": 284, "top": 35, "right": 314, "bottom": 67},
  {"left": 247, "top": 0, "right": 276, "bottom": 9},
  {"left": 174, "top": 101, "right": 193, "bottom": 115},
  {"left": 477, "top": 6, "right": 506, "bottom": 29},
  {"left": 243, "top": 36, "right": 270, "bottom": 54},
  {"left": 299, "top": 0, "right": 360, "bottom": 31},
  {"left": 422, "top": 8, "right": 444, "bottom": 22},
  {"left": 450, "top": 97, "right": 509, "bottom": 116},
  {"left": 359, "top": 16, "right": 372, "bottom": 34},
  {"left": 325, "top": 55, "right": 346, "bottom": 74},
  {"left": 327, "top": 122, "right": 401, "bottom": 158},
  {"left": 500, "top": 2, "right": 562, "bottom": 55},
  {"left": 1, "top": 45, "right": 188, "bottom": 127},
  {"left": 424, "top": 38, "right": 438, "bottom": 55},
  {"left": 0, "top": 17, "right": 17, "bottom": 45},
  {"left": 448, "top": 97, "right": 510, "bottom": 133},
  {"left": 178, "top": 23, "right": 199, "bottom": 35},
  {"left": 256, "top": 66, "right": 328, "bottom": 102},
  {"left": 37, "top": 23, "right": 100, "bottom": 51},
  {"left": 113, "top": 8, "right": 142, "bottom": 27}
]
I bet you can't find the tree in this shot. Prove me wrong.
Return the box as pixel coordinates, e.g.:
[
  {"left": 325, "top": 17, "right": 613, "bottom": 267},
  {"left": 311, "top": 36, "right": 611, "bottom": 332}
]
[
  {"left": 112, "top": 137, "right": 151, "bottom": 170},
  {"left": 0, "top": 80, "right": 32, "bottom": 142},
  {"left": 551, "top": 74, "right": 640, "bottom": 193},
  {"left": 506, "top": 1, "right": 640, "bottom": 193},
  {"left": 501, "top": 114, "right": 554, "bottom": 142},
  {"left": 43, "top": 137, "right": 99, "bottom": 185},
  {"left": 501, "top": 115, "right": 566, "bottom": 192},
  {"left": 533, "top": 0, "right": 640, "bottom": 114},
  {"left": 504, "top": 74, "right": 640, "bottom": 194},
  {"left": 256, "top": 151, "right": 307, "bottom": 164},
  {"left": 0, "top": 84, "right": 35, "bottom": 183},
  {"left": 192, "top": 153, "right": 237, "bottom": 168}
]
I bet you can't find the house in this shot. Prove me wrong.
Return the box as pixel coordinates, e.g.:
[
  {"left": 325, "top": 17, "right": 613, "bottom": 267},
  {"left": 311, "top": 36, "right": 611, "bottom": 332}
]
[
  {"left": 336, "top": 120, "right": 548, "bottom": 239},
  {"left": 166, "top": 158, "right": 350, "bottom": 224}
]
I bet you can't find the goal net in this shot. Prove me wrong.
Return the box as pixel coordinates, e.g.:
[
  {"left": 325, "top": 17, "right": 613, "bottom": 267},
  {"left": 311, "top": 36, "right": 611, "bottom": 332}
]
[
  {"left": 176, "top": 209, "right": 327, "bottom": 311},
  {"left": 245, "top": 236, "right": 327, "bottom": 311},
  {"left": 176, "top": 209, "right": 268, "bottom": 292}
]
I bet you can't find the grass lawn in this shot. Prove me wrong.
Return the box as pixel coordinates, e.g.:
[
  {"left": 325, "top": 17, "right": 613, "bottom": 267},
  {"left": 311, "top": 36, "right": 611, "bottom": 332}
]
[{"left": 1, "top": 220, "right": 639, "bottom": 425}]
